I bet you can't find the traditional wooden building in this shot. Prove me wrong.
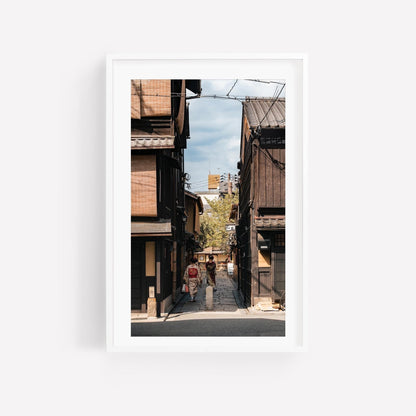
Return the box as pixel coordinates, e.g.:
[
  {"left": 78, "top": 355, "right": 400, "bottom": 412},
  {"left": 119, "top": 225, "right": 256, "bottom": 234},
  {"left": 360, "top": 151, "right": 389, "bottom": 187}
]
[
  {"left": 236, "top": 98, "right": 286, "bottom": 307},
  {"left": 130, "top": 79, "right": 201, "bottom": 316},
  {"left": 196, "top": 247, "right": 228, "bottom": 271},
  {"left": 228, "top": 204, "right": 239, "bottom": 282},
  {"left": 184, "top": 190, "right": 204, "bottom": 264}
]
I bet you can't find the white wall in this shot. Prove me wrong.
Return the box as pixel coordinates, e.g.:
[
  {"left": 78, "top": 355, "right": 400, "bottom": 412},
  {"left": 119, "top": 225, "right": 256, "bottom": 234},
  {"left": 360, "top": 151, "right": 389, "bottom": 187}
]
[{"left": 1, "top": 1, "right": 415, "bottom": 415}]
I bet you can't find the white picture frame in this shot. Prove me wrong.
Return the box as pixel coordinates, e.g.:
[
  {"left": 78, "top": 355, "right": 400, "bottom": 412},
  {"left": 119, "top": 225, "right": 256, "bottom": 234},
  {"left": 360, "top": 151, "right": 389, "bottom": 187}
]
[{"left": 106, "top": 54, "right": 308, "bottom": 352}]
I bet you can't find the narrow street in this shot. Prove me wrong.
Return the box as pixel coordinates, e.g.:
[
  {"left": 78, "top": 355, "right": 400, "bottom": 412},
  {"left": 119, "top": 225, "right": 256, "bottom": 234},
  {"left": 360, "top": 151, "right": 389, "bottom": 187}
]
[
  {"left": 131, "top": 271, "right": 285, "bottom": 337},
  {"left": 129, "top": 79, "right": 287, "bottom": 338}
]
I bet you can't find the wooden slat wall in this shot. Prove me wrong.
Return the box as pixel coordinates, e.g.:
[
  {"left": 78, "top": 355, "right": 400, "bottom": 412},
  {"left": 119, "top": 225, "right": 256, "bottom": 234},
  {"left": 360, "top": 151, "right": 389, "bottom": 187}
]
[
  {"left": 185, "top": 198, "right": 195, "bottom": 234},
  {"left": 175, "top": 80, "right": 185, "bottom": 135},
  {"left": 250, "top": 151, "right": 258, "bottom": 305},
  {"left": 239, "top": 137, "right": 252, "bottom": 215},
  {"left": 131, "top": 81, "right": 141, "bottom": 119},
  {"left": 240, "top": 117, "right": 250, "bottom": 164},
  {"left": 194, "top": 203, "right": 200, "bottom": 234},
  {"left": 131, "top": 80, "right": 171, "bottom": 119},
  {"left": 131, "top": 239, "right": 146, "bottom": 312},
  {"left": 256, "top": 148, "right": 285, "bottom": 208},
  {"left": 258, "top": 270, "right": 272, "bottom": 296},
  {"left": 131, "top": 154, "right": 157, "bottom": 217},
  {"left": 274, "top": 252, "right": 285, "bottom": 292},
  {"left": 275, "top": 148, "right": 285, "bottom": 207}
]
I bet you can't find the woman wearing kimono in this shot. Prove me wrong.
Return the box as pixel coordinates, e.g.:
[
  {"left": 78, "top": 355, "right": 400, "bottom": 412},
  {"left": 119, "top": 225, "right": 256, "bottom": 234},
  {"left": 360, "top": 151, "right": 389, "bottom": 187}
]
[
  {"left": 205, "top": 255, "right": 217, "bottom": 291},
  {"left": 183, "top": 257, "right": 202, "bottom": 302}
]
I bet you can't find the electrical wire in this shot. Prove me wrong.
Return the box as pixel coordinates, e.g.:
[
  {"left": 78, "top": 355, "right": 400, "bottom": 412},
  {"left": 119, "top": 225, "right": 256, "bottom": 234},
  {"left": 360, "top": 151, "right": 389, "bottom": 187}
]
[
  {"left": 226, "top": 79, "right": 238, "bottom": 96},
  {"left": 189, "top": 175, "right": 239, "bottom": 187},
  {"left": 134, "top": 92, "right": 284, "bottom": 102},
  {"left": 133, "top": 79, "right": 285, "bottom": 101},
  {"left": 253, "top": 143, "right": 285, "bottom": 172},
  {"left": 189, "top": 182, "right": 210, "bottom": 188},
  {"left": 256, "top": 83, "right": 286, "bottom": 130},
  {"left": 245, "top": 79, "right": 285, "bottom": 85},
  {"left": 133, "top": 80, "right": 285, "bottom": 192}
]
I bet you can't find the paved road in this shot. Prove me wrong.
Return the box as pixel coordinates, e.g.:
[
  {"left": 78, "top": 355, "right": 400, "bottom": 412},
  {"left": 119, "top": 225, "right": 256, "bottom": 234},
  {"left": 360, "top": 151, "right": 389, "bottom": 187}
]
[
  {"left": 131, "top": 271, "right": 285, "bottom": 337},
  {"left": 131, "top": 315, "right": 285, "bottom": 336},
  {"left": 171, "top": 269, "right": 246, "bottom": 313}
]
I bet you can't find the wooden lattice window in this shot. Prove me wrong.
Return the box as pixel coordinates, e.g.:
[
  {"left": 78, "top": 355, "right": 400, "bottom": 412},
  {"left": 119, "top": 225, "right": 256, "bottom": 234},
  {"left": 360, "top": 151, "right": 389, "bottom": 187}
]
[{"left": 275, "top": 233, "right": 285, "bottom": 247}]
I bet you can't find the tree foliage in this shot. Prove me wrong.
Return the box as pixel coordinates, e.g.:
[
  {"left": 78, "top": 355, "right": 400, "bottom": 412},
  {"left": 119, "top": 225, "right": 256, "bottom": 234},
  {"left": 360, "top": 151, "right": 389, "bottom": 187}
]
[{"left": 199, "top": 193, "right": 238, "bottom": 251}]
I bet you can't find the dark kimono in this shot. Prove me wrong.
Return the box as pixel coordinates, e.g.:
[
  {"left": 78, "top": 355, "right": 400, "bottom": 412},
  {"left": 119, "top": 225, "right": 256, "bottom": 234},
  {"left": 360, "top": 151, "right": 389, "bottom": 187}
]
[{"left": 205, "top": 261, "right": 216, "bottom": 287}]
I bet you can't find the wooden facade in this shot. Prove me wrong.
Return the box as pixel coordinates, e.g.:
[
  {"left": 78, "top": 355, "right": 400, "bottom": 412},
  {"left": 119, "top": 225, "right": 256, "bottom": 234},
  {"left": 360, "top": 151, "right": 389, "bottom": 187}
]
[
  {"left": 131, "top": 154, "right": 157, "bottom": 217},
  {"left": 131, "top": 80, "right": 201, "bottom": 316},
  {"left": 184, "top": 190, "right": 204, "bottom": 264},
  {"left": 185, "top": 191, "right": 203, "bottom": 236},
  {"left": 196, "top": 247, "right": 228, "bottom": 271},
  {"left": 236, "top": 99, "right": 286, "bottom": 307}
]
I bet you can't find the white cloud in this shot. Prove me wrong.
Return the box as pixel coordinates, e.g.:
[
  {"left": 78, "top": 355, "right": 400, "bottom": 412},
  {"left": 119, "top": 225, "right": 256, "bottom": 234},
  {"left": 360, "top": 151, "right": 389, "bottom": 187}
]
[{"left": 185, "top": 79, "right": 284, "bottom": 191}]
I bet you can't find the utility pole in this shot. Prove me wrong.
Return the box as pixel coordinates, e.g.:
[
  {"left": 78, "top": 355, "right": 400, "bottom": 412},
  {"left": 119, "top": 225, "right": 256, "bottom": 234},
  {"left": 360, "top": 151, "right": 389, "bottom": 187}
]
[{"left": 228, "top": 173, "right": 232, "bottom": 195}]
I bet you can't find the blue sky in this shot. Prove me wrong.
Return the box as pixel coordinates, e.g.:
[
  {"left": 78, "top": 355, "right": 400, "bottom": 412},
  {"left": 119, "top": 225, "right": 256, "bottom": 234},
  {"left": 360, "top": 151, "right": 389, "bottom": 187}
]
[{"left": 184, "top": 79, "right": 284, "bottom": 191}]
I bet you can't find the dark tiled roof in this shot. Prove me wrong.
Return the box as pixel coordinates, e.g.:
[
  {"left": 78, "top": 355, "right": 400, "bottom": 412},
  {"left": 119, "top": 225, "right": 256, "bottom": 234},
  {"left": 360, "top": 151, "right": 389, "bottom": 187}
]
[{"left": 243, "top": 99, "right": 285, "bottom": 128}]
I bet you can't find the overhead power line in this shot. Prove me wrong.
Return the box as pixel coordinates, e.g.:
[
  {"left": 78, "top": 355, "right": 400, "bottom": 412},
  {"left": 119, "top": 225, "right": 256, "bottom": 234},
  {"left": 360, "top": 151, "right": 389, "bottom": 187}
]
[
  {"left": 245, "top": 79, "right": 285, "bottom": 85},
  {"left": 133, "top": 79, "right": 286, "bottom": 101},
  {"left": 188, "top": 182, "right": 210, "bottom": 187},
  {"left": 253, "top": 143, "right": 285, "bottom": 172},
  {"left": 226, "top": 79, "right": 238, "bottom": 96},
  {"left": 135, "top": 93, "right": 284, "bottom": 102},
  {"left": 256, "top": 83, "right": 286, "bottom": 130}
]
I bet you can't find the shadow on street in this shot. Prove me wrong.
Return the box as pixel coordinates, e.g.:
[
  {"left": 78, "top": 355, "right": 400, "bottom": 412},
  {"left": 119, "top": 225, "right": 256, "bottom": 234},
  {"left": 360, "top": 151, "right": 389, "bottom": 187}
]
[{"left": 131, "top": 318, "right": 285, "bottom": 337}]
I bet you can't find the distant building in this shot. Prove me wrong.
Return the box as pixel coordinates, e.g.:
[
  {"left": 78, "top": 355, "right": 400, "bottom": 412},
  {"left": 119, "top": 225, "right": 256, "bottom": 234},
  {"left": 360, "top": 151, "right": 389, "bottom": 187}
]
[
  {"left": 218, "top": 173, "right": 239, "bottom": 196},
  {"left": 196, "top": 247, "right": 228, "bottom": 271},
  {"left": 193, "top": 189, "right": 219, "bottom": 214},
  {"left": 194, "top": 173, "right": 238, "bottom": 213},
  {"left": 208, "top": 174, "right": 220, "bottom": 189}
]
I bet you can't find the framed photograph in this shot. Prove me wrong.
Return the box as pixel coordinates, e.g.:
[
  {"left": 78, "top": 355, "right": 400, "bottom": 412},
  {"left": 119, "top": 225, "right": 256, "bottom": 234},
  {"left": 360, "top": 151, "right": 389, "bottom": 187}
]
[{"left": 106, "top": 55, "right": 307, "bottom": 352}]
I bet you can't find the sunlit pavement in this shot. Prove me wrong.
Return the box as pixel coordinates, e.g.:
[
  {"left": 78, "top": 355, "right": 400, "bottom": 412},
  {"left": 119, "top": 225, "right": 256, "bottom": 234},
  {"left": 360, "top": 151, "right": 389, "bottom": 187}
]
[{"left": 131, "top": 271, "right": 285, "bottom": 336}]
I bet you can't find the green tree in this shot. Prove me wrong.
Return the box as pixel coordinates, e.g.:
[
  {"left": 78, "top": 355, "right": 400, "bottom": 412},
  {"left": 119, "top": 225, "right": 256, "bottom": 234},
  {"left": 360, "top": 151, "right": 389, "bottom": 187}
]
[{"left": 200, "top": 193, "right": 238, "bottom": 251}]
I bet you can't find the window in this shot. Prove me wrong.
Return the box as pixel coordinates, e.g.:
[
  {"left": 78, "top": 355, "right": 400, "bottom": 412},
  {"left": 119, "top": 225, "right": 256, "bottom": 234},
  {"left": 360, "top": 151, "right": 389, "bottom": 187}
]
[{"left": 275, "top": 233, "right": 285, "bottom": 247}]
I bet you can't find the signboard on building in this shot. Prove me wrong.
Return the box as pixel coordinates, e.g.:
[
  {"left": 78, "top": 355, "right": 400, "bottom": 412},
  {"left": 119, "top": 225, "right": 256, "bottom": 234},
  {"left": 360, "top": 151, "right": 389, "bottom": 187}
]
[
  {"left": 208, "top": 174, "right": 220, "bottom": 189},
  {"left": 226, "top": 224, "right": 236, "bottom": 232}
]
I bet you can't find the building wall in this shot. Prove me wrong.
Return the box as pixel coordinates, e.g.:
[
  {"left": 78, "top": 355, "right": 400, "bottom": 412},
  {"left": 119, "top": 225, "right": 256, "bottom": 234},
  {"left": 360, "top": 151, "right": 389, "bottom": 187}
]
[
  {"left": 131, "top": 237, "right": 174, "bottom": 313},
  {"left": 255, "top": 147, "right": 285, "bottom": 209},
  {"left": 238, "top": 111, "right": 286, "bottom": 306},
  {"left": 131, "top": 154, "right": 157, "bottom": 217},
  {"left": 185, "top": 197, "right": 196, "bottom": 234},
  {"left": 194, "top": 203, "right": 200, "bottom": 234},
  {"left": 131, "top": 80, "right": 171, "bottom": 119},
  {"left": 197, "top": 252, "right": 228, "bottom": 271},
  {"left": 130, "top": 80, "right": 189, "bottom": 315}
]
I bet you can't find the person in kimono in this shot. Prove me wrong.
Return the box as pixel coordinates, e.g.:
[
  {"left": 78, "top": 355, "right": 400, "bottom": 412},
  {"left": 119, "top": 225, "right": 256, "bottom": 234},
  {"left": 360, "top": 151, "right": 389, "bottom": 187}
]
[
  {"left": 183, "top": 257, "right": 202, "bottom": 302},
  {"left": 205, "top": 255, "right": 217, "bottom": 291}
]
